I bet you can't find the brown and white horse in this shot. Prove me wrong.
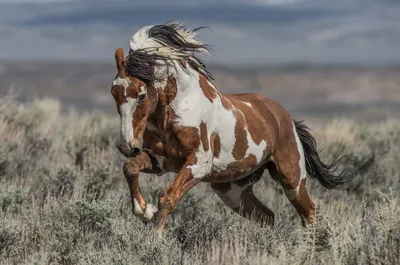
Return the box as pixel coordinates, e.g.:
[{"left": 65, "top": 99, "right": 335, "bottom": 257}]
[{"left": 111, "top": 22, "right": 351, "bottom": 233}]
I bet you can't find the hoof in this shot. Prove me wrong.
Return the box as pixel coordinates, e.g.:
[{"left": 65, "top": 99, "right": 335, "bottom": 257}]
[
  {"left": 143, "top": 203, "right": 158, "bottom": 221},
  {"left": 133, "top": 199, "right": 158, "bottom": 223}
]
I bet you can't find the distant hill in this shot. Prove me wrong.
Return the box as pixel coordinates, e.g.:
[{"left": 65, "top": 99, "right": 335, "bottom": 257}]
[{"left": 1, "top": 61, "right": 400, "bottom": 123}]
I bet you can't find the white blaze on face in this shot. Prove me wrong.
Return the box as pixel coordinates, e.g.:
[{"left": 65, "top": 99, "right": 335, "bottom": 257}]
[{"left": 119, "top": 98, "right": 137, "bottom": 147}]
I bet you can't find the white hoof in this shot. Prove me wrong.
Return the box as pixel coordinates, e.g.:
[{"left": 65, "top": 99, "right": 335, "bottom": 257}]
[
  {"left": 143, "top": 203, "right": 158, "bottom": 220},
  {"left": 133, "top": 199, "right": 147, "bottom": 216}
]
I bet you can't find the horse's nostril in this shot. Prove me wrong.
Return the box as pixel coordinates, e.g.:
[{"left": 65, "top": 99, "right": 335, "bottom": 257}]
[{"left": 131, "top": 148, "right": 141, "bottom": 157}]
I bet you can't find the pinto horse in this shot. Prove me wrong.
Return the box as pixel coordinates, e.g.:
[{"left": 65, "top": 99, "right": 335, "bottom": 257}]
[{"left": 111, "top": 22, "right": 350, "bottom": 233}]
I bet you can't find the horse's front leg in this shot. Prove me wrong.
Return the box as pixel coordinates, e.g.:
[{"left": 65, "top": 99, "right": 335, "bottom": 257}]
[
  {"left": 123, "top": 152, "right": 162, "bottom": 222},
  {"left": 153, "top": 154, "right": 206, "bottom": 233}
]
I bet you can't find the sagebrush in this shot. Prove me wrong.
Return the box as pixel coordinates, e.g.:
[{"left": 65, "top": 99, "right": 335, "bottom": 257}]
[{"left": 0, "top": 96, "right": 399, "bottom": 265}]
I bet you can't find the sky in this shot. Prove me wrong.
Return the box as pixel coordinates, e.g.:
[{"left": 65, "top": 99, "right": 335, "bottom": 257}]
[{"left": 1, "top": 0, "right": 399, "bottom": 65}]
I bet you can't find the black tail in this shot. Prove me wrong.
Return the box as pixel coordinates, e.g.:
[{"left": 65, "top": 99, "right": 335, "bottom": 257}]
[{"left": 293, "top": 120, "right": 354, "bottom": 189}]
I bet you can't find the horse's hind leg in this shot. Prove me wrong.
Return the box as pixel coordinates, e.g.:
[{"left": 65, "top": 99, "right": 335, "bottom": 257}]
[
  {"left": 267, "top": 140, "right": 316, "bottom": 226},
  {"left": 211, "top": 169, "right": 275, "bottom": 226}
]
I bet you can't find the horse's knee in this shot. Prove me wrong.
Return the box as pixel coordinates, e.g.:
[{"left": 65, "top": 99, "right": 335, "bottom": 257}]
[{"left": 123, "top": 158, "right": 141, "bottom": 180}]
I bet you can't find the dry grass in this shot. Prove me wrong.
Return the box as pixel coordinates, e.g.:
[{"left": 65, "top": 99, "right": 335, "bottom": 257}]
[{"left": 0, "top": 95, "right": 399, "bottom": 265}]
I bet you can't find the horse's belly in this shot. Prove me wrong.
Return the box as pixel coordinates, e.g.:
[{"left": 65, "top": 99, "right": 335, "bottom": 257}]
[
  {"left": 203, "top": 150, "right": 268, "bottom": 182},
  {"left": 203, "top": 162, "right": 263, "bottom": 182}
]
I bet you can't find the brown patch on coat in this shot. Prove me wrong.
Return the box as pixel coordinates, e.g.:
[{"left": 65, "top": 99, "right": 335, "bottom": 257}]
[
  {"left": 127, "top": 83, "right": 160, "bottom": 144},
  {"left": 230, "top": 98, "right": 265, "bottom": 145},
  {"left": 175, "top": 127, "right": 201, "bottom": 152},
  {"left": 226, "top": 154, "right": 258, "bottom": 173},
  {"left": 290, "top": 179, "right": 316, "bottom": 225},
  {"left": 253, "top": 94, "right": 294, "bottom": 153},
  {"left": 125, "top": 78, "right": 145, "bottom": 99},
  {"left": 123, "top": 151, "right": 163, "bottom": 214},
  {"left": 227, "top": 94, "right": 283, "bottom": 155},
  {"left": 156, "top": 156, "right": 200, "bottom": 232},
  {"left": 115, "top": 48, "right": 125, "bottom": 73},
  {"left": 232, "top": 110, "right": 248, "bottom": 160},
  {"left": 154, "top": 90, "right": 178, "bottom": 132},
  {"left": 199, "top": 75, "right": 217, "bottom": 103},
  {"left": 202, "top": 154, "right": 258, "bottom": 182},
  {"left": 143, "top": 129, "right": 166, "bottom": 156},
  {"left": 199, "top": 122, "right": 209, "bottom": 152},
  {"left": 220, "top": 95, "right": 233, "bottom": 110},
  {"left": 165, "top": 77, "right": 177, "bottom": 104},
  {"left": 132, "top": 110, "right": 147, "bottom": 142},
  {"left": 179, "top": 59, "right": 187, "bottom": 68},
  {"left": 111, "top": 85, "right": 127, "bottom": 114},
  {"left": 147, "top": 85, "right": 159, "bottom": 114},
  {"left": 210, "top": 132, "right": 221, "bottom": 158},
  {"left": 268, "top": 121, "right": 301, "bottom": 189}
]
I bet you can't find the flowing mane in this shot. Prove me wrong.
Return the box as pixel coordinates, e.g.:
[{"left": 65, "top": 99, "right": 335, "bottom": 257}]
[{"left": 126, "top": 22, "right": 213, "bottom": 86}]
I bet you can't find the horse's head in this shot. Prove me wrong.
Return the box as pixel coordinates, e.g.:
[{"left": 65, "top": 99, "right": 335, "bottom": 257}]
[{"left": 111, "top": 48, "right": 157, "bottom": 158}]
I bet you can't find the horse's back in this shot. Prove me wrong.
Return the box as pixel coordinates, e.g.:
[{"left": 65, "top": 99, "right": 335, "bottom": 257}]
[
  {"left": 226, "top": 92, "right": 295, "bottom": 149},
  {"left": 228, "top": 92, "right": 292, "bottom": 120}
]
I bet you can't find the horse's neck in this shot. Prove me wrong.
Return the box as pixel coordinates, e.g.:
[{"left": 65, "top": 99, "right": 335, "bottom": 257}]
[{"left": 154, "top": 63, "right": 222, "bottom": 129}]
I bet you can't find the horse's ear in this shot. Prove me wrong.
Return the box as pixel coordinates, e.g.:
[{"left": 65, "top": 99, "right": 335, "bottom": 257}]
[{"left": 115, "top": 48, "right": 125, "bottom": 72}]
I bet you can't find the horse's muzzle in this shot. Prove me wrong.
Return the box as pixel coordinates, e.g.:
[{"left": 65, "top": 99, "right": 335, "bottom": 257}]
[{"left": 117, "top": 144, "right": 142, "bottom": 158}]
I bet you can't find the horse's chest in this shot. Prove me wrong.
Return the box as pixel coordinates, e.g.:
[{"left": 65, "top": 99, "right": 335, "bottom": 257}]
[
  {"left": 144, "top": 128, "right": 198, "bottom": 173},
  {"left": 164, "top": 128, "right": 199, "bottom": 162}
]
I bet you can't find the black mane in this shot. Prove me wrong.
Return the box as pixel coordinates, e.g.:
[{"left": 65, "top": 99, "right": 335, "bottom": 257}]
[{"left": 125, "top": 23, "right": 213, "bottom": 86}]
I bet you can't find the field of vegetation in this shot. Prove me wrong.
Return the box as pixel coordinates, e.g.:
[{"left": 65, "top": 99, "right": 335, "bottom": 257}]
[{"left": 0, "top": 95, "right": 399, "bottom": 265}]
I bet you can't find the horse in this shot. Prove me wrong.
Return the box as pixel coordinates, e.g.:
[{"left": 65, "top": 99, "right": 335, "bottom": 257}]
[{"left": 110, "top": 22, "right": 351, "bottom": 233}]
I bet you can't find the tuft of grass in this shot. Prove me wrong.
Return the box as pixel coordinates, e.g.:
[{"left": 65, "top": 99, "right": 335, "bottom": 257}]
[{"left": 0, "top": 95, "right": 399, "bottom": 264}]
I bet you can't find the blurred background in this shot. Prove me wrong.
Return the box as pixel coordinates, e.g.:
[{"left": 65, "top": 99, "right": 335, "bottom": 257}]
[{"left": 1, "top": 0, "right": 399, "bottom": 124}]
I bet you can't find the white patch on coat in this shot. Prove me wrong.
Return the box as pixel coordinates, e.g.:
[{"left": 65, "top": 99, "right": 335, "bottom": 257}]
[
  {"left": 187, "top": 141, "right": 213, "bottom": 178},
  {"left": 235, "top": 108, "right": 267, "bottom": 164},
  {"left": 293, "top": 122, "right": 307, "bottom": 180},
  {"left": 113, "top": 77, "right": 131, "bottom": 96},
  {"left": 245, "top": 128, "right": 267, "bottom": 164},
  {"left": 243, "top": 102, "right": 252, "bottom": 107},
  {"left": 119, "top": 98, "right": 137, "bottom": 147},
  {"left": 139, "top": 85, "right": 146, "bottom": 93}
]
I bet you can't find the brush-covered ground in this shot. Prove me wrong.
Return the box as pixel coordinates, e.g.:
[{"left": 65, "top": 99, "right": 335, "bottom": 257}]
[{"left": 0, "top": 96, "right": 399, "bottom": 265}]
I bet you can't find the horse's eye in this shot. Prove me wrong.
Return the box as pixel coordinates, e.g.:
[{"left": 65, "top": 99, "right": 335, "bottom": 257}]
[{"left": 138, "top": 93, "right": 146, "bottom": 102}]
